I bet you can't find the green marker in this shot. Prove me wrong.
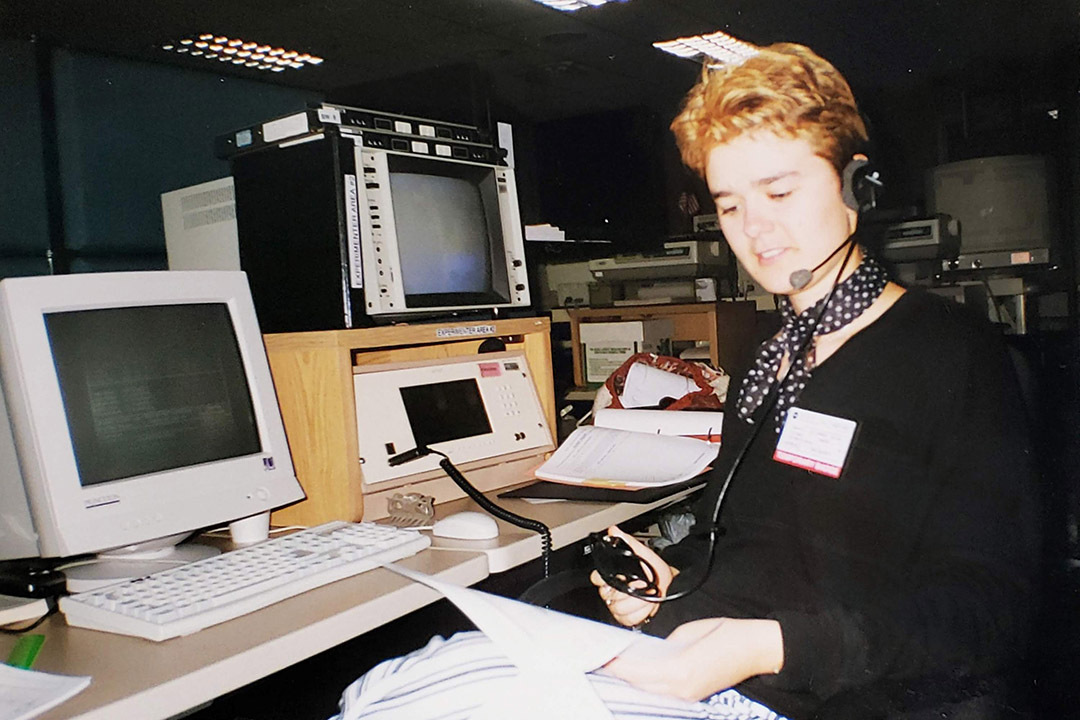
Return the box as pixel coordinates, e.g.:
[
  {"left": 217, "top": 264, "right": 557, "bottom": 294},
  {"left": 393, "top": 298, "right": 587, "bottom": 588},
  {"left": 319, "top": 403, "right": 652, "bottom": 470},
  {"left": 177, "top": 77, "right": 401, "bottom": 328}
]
[{"left": 5, "top": 633, "right": 45, "bottom": 669}]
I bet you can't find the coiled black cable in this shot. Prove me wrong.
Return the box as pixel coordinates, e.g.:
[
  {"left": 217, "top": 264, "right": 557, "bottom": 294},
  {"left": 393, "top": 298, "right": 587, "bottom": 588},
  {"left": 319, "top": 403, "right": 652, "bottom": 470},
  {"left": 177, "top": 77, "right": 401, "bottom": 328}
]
[{"left": 428, "top": 449, "right": 552, "bottom": 578}]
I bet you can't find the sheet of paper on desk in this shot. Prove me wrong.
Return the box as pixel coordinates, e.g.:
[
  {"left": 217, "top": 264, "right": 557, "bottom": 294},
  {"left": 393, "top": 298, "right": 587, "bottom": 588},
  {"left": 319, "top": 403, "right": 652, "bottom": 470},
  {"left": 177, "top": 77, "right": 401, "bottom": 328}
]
[
  {"left": 386, "top": 564, "right": 676, "bottom": 720},
  {"left": 0, "top": 663, "right": 91, "bottom": 720},
  {"left": 536, "top": 425, "right": 718, "bottom": 488}
]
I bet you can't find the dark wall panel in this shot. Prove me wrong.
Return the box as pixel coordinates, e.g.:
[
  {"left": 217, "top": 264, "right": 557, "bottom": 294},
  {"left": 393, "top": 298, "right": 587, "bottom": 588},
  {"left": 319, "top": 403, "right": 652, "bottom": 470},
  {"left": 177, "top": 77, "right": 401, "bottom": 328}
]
[
  {"left": 50, "top": 49, "right": 321, "bottom": 268},
  {"left": 0, "top": 40, "right": 50, "bottom": 265},
  {"left": 533, "top": 107, "right": 671, "bottom": 248}
]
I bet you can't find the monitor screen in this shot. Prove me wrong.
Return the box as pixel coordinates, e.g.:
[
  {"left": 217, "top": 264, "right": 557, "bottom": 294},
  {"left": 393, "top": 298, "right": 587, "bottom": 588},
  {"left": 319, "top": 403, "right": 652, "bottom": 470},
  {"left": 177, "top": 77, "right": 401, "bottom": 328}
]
[
  {"left": 45, "top": 303, "right": 261, "bottom": 487},
  {"left": 391, "top": 174, "right": 492, "bottom": 295},
  {"left": 399, "top": 378, "right": 492, "bottom": 447},
  {"left": 387, "top": 155, "right": 508, "bottom": 308},
  {"left": 927, "top": 155, "right": 1052, "bottom": 254}
]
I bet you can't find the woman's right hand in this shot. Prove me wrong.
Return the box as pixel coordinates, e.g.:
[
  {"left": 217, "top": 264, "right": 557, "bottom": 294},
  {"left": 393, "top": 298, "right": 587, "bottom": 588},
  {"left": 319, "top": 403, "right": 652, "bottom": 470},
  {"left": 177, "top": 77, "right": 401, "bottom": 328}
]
[{"left": 590, "top": 526, "right": 676, "bottom": 627}]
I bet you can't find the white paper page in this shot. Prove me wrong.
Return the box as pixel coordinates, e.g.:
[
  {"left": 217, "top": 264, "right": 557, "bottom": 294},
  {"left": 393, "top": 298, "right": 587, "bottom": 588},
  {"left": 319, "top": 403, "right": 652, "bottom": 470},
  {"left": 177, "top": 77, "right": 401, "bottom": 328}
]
[
  {"left": 619, "top": 363, "right": 698, "bottom": 408},
  {"left": 0, "top": 664, "right": 91, "bottom": 720},
  {"left": 388, "top": 563, "right": 668, "bottom": 671},
  {"left": 536, "top": 425, "right": 718, "bottom": 487},
  {"left": 595, "top": 408, "right": 723, "bottom": 441},
  {"left": 384, "top": 564, "right": 676, "bottom": 720},
  {"left": 524, "top": 223, "right": 566, "bottom": 241}
]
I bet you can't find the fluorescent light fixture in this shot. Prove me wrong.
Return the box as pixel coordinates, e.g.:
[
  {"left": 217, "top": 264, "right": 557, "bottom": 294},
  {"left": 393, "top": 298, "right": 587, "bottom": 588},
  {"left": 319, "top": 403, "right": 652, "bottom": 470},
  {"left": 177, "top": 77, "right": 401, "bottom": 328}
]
[
  {"left": 653, "top": 30, "right": 758, "bottom": 67},
  {"left": 534, "top": 0, "right": 628, "bottom": 11},
  {"left": 161, "top": 34, "right": 323, "bottom": 72}
]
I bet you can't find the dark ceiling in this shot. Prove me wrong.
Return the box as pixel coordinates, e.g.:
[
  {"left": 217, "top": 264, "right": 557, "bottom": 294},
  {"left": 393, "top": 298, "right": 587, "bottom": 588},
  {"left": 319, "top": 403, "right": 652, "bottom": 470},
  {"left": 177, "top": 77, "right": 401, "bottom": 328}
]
[{"left": 3, "top": 0, "right": 1077, "bottom": 123}]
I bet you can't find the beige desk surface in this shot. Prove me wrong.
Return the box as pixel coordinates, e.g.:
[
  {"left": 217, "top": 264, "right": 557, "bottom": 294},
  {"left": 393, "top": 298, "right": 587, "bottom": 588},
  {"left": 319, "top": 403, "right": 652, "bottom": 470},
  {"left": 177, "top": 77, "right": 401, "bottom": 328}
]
[
  {"left": 0, "top": 550, "right": 487, "bottom": 720},
  {"left": 1, "top": 487, "right": 695, "bottom": 720},
  {"left": 431, "top": 483, "right": 702, "bottom": 572}
]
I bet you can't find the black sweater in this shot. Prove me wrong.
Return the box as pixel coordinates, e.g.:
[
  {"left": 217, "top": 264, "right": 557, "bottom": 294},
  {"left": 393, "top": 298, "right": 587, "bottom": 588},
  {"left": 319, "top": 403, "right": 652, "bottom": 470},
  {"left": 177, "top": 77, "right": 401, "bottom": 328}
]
[{"left": 648, "top": 290, "right": 1040, "bottom": 718}]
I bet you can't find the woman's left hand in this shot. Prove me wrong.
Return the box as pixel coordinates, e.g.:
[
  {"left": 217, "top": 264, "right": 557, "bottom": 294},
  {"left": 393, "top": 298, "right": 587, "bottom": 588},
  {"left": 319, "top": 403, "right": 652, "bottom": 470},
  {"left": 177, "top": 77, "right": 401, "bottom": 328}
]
[{"left": 603, "top": 617, "right": 785, "bottom": 702}]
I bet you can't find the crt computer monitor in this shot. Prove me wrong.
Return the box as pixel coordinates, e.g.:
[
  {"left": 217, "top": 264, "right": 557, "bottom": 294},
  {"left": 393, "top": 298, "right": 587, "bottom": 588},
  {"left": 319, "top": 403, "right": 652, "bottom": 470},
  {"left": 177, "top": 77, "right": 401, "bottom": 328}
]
[
  {"left": 0, "top": 270, "right": 304, "bottom": 588},
  {"left": 222, "top": 111, "right": 532, "bottom": 332}
]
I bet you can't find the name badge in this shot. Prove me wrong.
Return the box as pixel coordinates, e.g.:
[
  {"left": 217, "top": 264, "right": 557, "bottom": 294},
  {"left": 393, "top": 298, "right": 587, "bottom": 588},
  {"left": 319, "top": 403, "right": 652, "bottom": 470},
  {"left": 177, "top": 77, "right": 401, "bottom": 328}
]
[{"left": 773, "top": 407, "right": 857, "bottom": 478}]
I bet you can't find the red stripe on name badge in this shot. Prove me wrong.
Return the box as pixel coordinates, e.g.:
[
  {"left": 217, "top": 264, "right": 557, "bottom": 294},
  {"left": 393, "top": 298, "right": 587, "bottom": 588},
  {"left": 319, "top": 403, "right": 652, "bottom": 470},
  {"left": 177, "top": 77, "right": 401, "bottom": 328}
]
[{"left": 773, "top": 449, "right": 842, "bottom": 478}]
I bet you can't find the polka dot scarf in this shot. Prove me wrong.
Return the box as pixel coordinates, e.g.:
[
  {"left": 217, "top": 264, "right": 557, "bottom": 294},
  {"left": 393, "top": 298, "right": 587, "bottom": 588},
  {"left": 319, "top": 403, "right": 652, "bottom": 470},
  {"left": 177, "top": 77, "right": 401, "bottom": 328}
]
[{"left": 735, "top": 255, "right": 889, "bottom": 431}]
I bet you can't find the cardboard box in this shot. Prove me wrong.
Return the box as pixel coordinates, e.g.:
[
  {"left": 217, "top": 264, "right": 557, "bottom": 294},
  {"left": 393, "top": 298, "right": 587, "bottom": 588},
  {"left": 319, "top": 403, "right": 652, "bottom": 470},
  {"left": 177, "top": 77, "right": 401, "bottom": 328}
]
[{"left": 579, "top": 320, "right": 673, "bottom": 384}]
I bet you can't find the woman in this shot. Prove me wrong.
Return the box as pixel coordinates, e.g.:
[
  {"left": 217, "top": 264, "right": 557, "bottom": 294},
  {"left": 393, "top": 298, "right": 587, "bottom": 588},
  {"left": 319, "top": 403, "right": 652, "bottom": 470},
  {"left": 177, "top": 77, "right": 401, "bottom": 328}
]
[
  {"left": 332, "top": 43, "right": 1039, "bottom": 720},
  {"left": 595, "top": 42, "right": 1039, "bottom": 717}
]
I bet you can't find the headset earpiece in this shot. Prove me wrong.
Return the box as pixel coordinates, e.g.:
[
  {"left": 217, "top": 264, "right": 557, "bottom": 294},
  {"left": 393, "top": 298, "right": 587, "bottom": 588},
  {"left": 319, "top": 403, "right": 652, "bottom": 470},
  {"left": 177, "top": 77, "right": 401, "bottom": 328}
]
[{"left": 841, "top": 157, "right": 882, "bottom": 213}]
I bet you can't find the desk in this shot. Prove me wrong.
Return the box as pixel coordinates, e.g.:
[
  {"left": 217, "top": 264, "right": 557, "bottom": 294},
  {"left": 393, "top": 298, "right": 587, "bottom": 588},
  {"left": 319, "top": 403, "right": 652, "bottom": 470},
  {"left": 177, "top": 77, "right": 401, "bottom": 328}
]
[
  {"left": 2, "top": 552, "right": 487, "bottom": 720},
  {"left": 1, "top": 486, "right": 696, "bottom": 720},
  {"left": 431, "top": 481, "right": 702, "bottom": 573}
]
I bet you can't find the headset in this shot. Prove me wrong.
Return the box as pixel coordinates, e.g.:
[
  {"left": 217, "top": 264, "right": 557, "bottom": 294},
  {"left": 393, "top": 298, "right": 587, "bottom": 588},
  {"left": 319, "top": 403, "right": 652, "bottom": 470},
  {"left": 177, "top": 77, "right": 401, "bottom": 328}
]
[
  {"left": 841, "top": 156, "right": 883, "bottom": 214},
  {"left": 591, "top": 155, "right": 884, "bottom": 604}
]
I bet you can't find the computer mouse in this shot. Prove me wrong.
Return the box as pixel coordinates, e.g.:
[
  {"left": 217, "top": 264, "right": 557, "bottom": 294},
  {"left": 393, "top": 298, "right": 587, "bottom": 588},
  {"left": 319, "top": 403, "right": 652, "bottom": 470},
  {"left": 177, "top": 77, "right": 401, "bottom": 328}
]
[{"left": 431, "top": 511, "right": 499, "bottom": 541}]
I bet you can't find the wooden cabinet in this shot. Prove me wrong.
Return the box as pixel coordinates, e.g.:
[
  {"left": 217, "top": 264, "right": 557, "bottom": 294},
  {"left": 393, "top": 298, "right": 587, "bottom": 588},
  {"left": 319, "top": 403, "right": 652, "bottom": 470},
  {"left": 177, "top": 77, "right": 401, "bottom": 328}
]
[
  {"left": 263, "top": 317, "right": 555, "bottom": 526},
  {"left": 566, "top": 301, "right": 758, "bottom": 387}
]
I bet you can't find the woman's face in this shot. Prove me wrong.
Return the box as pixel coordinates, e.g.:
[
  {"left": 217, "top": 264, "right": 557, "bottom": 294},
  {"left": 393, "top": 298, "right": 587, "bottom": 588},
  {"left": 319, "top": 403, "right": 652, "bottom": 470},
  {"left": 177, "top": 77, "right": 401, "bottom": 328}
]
[{"left": 705, "top": 132, "right": 859, "bottom": 312}]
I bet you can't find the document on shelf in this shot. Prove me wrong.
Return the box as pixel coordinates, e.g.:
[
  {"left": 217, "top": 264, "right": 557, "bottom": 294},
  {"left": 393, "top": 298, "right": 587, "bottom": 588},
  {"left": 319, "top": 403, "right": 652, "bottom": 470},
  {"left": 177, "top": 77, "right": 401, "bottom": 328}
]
[
  {"left": 524, "top": 223, "right": 566, "bottom": 241},
  {"left": 0, "top": 663, "right": 91, "bottom": 720},
  {"left": 535, "top": 425, "right": 718, "bottom": 489},
  {"left": 385, "top": 564, "right": 678, "bottom": 720}
]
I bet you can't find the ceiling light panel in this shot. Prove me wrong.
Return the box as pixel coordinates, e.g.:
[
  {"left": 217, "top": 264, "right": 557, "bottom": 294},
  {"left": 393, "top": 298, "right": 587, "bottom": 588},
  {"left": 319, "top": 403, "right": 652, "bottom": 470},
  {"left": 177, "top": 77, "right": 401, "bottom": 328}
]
[
  {"left": 653, "top": 30, "right": 757, "bottom": 67},
  {"left": 534, "top": 0, "right": 628, "bottom": 12},
  {"left": 161, "top": 34, "right": 323, "bottom": 72}
]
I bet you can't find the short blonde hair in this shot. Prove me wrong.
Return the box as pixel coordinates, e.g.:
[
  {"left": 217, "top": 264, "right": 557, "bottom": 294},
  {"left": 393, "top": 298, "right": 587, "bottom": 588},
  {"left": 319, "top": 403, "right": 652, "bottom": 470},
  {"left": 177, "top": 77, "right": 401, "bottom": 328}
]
[{"left": 671, "top": 43, "right": 868, "bottom": 178}]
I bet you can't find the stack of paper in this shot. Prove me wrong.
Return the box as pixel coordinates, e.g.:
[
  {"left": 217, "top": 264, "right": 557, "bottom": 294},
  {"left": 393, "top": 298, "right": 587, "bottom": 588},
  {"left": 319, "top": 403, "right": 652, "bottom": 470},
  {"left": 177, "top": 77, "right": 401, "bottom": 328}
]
[{"left": 535, "top": 424, "right": 718, "bottom": 490}]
